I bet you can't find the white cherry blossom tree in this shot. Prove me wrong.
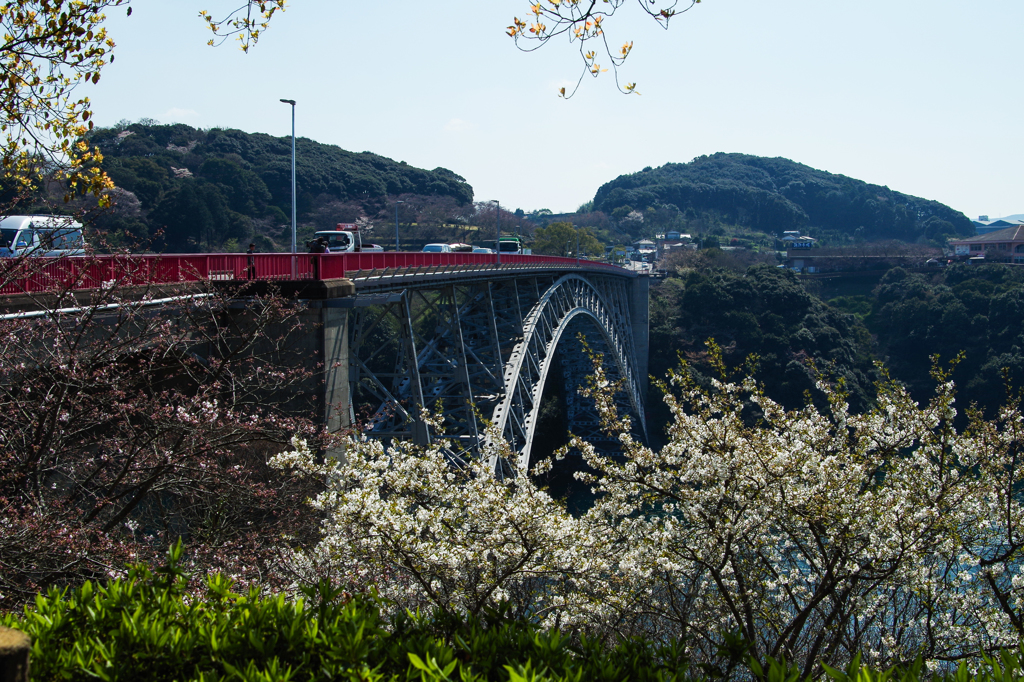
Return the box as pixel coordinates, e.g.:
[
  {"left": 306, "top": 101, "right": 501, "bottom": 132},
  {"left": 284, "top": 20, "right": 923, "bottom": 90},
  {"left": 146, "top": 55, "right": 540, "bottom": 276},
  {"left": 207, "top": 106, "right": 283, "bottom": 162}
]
[
  {"left": 570, "top": 347, "right": 1024, "bottom": 672},
  {"left": 271, "top": 426, "right": 604, "bottom": 624},
  {"left": 275, "top": 344, "right": 1024, "bottom": 674}
]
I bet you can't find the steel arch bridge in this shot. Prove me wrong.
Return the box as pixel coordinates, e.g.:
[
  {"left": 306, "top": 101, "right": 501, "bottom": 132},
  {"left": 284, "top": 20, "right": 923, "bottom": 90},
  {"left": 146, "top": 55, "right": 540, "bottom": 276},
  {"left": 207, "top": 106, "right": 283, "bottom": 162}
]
[
  {"left": 323, "top": 256, "right": 650, "bottom": 471},
  {"left": 0, "top": 250, "right": 649, "bottom": 469}
]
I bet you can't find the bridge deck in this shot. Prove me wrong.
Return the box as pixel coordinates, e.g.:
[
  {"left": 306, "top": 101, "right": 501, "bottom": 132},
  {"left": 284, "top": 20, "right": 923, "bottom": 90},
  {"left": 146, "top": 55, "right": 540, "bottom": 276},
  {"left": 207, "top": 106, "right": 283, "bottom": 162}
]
[{"left": 0, "top": 252, "right": 634, "bottom": 296}]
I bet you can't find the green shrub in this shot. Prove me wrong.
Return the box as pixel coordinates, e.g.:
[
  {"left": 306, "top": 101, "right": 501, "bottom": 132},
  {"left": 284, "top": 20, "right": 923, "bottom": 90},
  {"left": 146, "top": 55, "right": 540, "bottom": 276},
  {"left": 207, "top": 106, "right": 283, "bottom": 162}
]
[
  {"left": 6, "top": 545, "right": 1024, "bottom": 681},
  {"left": 1, "top": 544, "right": 693, "bottom": 681}
]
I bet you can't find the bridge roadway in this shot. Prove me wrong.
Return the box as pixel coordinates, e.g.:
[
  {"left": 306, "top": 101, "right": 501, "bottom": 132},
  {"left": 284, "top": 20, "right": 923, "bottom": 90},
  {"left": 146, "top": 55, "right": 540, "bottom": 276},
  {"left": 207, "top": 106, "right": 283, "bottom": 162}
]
[{"left": 0, "top": 252, "right": 649, "bottom": 469}]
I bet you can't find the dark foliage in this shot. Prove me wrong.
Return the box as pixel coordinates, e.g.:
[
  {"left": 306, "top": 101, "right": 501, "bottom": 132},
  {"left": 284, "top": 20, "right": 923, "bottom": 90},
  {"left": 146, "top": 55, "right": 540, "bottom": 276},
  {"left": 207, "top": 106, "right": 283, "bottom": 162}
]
[
  {"left": 861, "top": 264, "right": 1024, "bottom": 417},
  {"left": 648, "top": 259, "right": 1024, "bottom": 443},
  {"left": 648, "top": 265, "right": 878, "bottom": 436},
  {"left": 84, "top": 123, "right": 474, "bottom": 252}
]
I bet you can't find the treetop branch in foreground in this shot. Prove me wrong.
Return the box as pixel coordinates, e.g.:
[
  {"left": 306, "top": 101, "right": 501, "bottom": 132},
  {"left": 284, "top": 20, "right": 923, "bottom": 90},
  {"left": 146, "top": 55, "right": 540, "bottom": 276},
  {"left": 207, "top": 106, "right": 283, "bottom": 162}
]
[
  {"left": 200, "top": 0, "right": 286, "bottom": 52},
  {"left": 0, "top": 0, "right": 123, "bottom": 202},
  {"left": 0, "top": 1, "right": 283, "bottom": 209},
  {"left": 509, "top": 0, "right": 701, "bottom": 97}
]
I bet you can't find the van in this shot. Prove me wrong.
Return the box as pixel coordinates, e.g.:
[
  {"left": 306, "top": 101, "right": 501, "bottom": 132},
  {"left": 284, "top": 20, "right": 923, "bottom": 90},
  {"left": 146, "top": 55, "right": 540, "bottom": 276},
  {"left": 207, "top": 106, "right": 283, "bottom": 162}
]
[{"left": 0, "top": 215, "right": 86, "bottom": 257}]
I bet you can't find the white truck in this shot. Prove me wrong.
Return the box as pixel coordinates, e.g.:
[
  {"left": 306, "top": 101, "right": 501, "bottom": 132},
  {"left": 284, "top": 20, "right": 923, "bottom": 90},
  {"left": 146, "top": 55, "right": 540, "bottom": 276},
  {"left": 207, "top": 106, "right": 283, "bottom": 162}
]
[{"left": 310, "top": 223, "right": 382, "bottom": 253}]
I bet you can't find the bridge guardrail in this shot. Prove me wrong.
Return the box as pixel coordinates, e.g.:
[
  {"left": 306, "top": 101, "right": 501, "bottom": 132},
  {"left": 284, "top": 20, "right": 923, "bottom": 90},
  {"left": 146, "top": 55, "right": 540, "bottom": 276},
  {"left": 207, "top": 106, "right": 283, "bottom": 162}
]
[{"left": 0, "top": 253, "right": 633, "bottom": 295}]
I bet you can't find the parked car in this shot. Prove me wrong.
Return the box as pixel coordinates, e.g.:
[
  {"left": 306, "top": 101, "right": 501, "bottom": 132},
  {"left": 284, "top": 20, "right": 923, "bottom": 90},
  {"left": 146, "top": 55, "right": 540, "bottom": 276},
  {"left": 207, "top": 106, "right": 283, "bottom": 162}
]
[
  {"left": 472, "top": 247, "right": 495, "bottom": 254},
  {"left": 421, "top": 243, "right": 452, "bottom": 253},
  {"left": 0, "top": 215, "right": 86, "bottom": 257},
  {"left": 363, "top": 244, "right": 384, "bottom": 252}
]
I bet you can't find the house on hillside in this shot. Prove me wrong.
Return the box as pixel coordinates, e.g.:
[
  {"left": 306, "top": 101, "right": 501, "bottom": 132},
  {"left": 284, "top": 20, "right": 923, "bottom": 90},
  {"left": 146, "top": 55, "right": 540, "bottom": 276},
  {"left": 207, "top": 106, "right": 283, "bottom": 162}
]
[
  {"left": 656, "top": 232, "right": 692, "bottom": 257},
  {"left": 781, "top": 231, "right": 816, "bottom": 249},
  {"left": 634, "top": 239, "right": 656, "bottom": 259},
  {"left": 949, "top": 225, "right": 1024, "bottom": 263}
]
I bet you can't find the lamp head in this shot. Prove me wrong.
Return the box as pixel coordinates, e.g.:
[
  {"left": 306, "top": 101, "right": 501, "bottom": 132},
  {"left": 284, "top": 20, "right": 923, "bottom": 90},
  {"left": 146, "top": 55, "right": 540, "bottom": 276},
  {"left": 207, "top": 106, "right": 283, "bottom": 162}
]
[{"left": 280, "top": 99, "right": 296, "bottom": 105}]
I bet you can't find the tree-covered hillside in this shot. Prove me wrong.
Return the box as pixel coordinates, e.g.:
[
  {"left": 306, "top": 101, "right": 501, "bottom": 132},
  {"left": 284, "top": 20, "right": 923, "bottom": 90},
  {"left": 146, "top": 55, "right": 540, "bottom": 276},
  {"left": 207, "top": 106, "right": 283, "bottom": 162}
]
[
  {"left": 649, "top": 264, "right": 878, "bottom": 428},
  {"left": 847, "top": 263, "right": 1024, "bottom": 416},
  {"left": 649, "top": 260, "right": 1024, "bottom": 438},
  {"left": 84, "top": 122, "right": 474, "bottom": 251},
  {"left": 593, "top": 153, "right": 972, "bottom": 244}
]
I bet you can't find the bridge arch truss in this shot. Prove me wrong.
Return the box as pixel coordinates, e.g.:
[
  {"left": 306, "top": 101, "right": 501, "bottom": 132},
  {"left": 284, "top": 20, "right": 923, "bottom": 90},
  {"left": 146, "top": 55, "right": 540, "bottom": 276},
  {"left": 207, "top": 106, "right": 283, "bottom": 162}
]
[{"left": 344, "top": 268, "right": 648, "bottom": 470}]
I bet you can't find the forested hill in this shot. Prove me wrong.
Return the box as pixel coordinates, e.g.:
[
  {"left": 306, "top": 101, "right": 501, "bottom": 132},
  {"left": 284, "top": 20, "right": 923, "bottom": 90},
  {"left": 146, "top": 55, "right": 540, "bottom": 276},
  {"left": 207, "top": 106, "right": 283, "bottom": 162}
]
[
  {"left": 593, "top": 153, "right": 972, "bottom": 243},
  {"left": 85, "top": 122, "right": 473, "bottom": 251}
]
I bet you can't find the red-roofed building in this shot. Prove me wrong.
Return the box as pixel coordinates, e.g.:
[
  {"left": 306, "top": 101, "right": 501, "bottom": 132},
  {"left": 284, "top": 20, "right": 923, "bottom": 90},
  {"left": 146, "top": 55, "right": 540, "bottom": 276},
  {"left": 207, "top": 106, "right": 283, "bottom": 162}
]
[{"left": 949, "top": 225, "right": 1024, "bottom": 263}]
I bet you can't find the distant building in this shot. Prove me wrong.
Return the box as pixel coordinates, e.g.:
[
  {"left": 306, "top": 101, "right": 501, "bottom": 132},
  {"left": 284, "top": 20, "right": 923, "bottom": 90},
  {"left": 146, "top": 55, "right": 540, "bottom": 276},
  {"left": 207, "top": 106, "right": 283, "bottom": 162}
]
[
  {"left": 655, "top": 232, "right": 691, "bottom": 258},
  {"left": 634, "top": 239, "right": 656, "bottom": 256},
  {"left": 781, "top": 232, "right": 816, "bottom": 249},
  {"left": 658, "top": 241, "right": 686, "bottom": 255},
  {"left": 950, "top": 225, "right": 1024, "bottom": 263},
  {"left": 973, "top": 215, "right": 1024, "bottom": 236},
  {"left": 661, "top": 242, "right": 695, "bottom": 253}
]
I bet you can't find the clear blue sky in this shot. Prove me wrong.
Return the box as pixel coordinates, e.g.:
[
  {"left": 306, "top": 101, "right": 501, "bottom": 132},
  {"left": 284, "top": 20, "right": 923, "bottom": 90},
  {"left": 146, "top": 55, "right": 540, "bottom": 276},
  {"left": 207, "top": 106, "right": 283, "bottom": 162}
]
[{"left": 87, "top": 1, "right": 1023, "bottom": 219}]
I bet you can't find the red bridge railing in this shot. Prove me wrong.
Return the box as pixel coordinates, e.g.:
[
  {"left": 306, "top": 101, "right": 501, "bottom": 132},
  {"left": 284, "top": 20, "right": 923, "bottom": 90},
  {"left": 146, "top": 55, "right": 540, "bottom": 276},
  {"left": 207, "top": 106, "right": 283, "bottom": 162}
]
[{"left": 0, "top": 252, "right": 631, "bottom": 296}]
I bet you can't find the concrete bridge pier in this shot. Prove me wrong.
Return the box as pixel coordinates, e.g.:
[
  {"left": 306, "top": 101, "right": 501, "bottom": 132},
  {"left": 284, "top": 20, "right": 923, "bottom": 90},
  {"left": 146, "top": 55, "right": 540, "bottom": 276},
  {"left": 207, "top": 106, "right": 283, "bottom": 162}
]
[
  {"left": 321, "top": 305, "right": 350, "bottom": 444},
  {"left": 630, "top": 274, "right": 650, "bottom": 397},
  {"left": 230, "top": 279, "right": 357, "bottom": 457}
]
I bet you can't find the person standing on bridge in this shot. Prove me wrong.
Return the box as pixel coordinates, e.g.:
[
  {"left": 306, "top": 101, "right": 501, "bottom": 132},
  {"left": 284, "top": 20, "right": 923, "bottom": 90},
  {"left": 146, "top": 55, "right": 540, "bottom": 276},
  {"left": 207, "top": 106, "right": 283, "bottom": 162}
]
[
  {"left": 308, "top": 236, "right": 328, "bottom": 279},
  {"left": 246, "top": 243, "right": 257, "bottom": 280}
]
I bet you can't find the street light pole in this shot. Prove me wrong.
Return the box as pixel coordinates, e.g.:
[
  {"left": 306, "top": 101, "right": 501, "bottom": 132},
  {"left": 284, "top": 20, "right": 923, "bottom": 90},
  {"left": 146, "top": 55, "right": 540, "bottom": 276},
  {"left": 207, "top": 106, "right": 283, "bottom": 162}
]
[
  {"left": 279, "top": 99, "right": 296, "bottom": 276},
  {"left": 494, "top": 200, "right": 500, "bottom": 266},
  {"left": 394, "top": 200, "right": 404, "bottom": 252}
]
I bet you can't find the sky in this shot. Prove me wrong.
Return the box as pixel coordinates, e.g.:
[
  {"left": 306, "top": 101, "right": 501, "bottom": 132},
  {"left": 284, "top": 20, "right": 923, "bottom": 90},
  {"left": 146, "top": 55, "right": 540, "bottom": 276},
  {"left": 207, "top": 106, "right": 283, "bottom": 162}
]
[{"left": 86, "top": 1, "right": 1024, "bottom": 219}]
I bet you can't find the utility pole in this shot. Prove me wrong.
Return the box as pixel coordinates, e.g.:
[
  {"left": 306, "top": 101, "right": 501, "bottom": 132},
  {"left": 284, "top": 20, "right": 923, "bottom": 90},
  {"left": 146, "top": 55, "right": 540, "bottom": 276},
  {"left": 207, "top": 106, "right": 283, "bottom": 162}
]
[
  {"left": 494, "top": 200, "right": 501, "bottom": 266},
  {"left": 279, "top": 99, "right": 297, "bottom": 277},
  {"left": 394, "top": 200, "right": 404, "bottom": 251}
]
